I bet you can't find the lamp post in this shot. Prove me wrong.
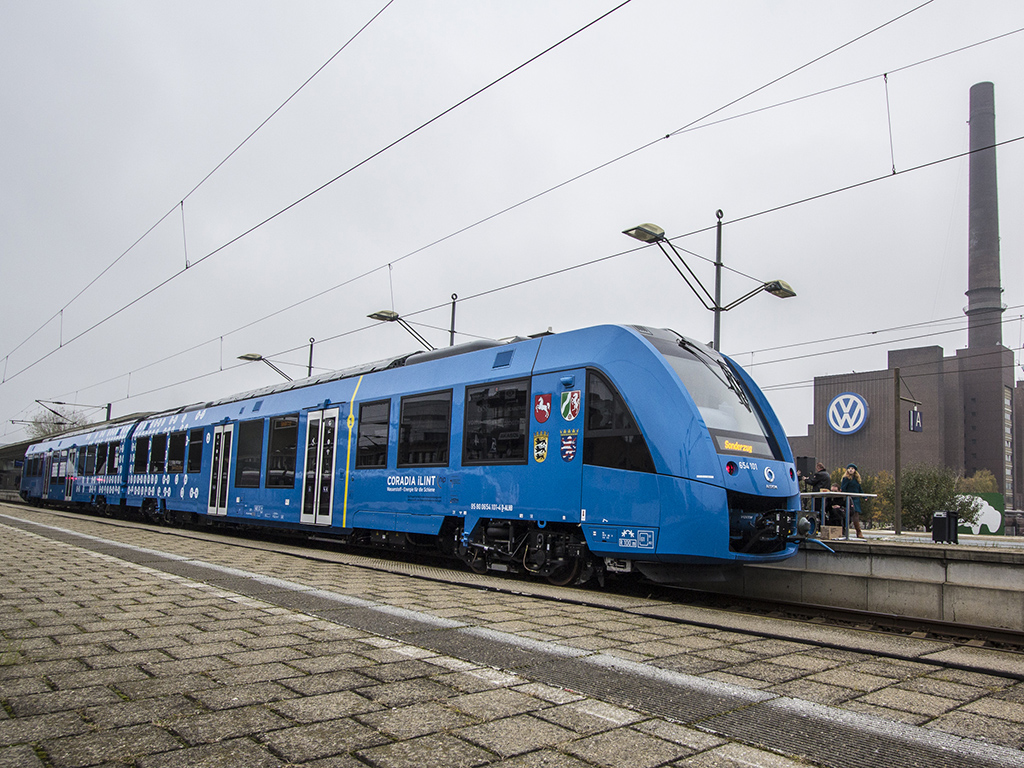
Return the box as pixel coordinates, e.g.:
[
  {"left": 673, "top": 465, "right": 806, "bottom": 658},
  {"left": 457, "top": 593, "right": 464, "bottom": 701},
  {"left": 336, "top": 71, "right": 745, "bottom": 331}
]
[
  {"left": 367, "top": 310, "right": 436, "bottom": 351},
  {"left": 623, "top": 216, "right": 795, "bottom": 351},
  {"left": 237, "top": 353, "right": 292, "bottom": 381}
]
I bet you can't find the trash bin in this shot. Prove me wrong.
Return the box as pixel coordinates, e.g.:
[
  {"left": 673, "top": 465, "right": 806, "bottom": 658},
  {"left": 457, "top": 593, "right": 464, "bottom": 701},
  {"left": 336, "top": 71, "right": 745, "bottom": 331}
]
[{"left": 931, "top": 511, "right": 958, "bottom": 544}]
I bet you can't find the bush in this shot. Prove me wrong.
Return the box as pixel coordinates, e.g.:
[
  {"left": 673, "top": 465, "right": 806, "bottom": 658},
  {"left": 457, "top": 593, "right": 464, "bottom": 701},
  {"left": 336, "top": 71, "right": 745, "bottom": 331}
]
[
  {"left": 875, "top": 464, "right": 980, "bottom": 529},
  {"left": 956, "top": 469, "right": 998, "bottom": 495}
]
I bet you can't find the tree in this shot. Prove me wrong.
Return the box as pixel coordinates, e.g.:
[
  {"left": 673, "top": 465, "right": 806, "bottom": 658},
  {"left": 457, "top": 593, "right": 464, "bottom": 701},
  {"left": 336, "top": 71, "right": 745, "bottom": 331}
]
[
  {"left": 956, "top": 469, "right": 999, "bottom": 495},
  {"left": 869, "top": 470, "right": 894, "bottom": 528},
  {"left": 24, "top": 407, "right": 90, "bottom": 439},
  {"left": 877, "top": 463, "right": 980, "bottom": 530}
]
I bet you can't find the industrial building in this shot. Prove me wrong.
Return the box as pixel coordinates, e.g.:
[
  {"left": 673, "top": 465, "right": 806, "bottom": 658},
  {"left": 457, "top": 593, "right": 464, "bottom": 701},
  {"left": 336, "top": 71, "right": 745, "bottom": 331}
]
[{"left": 789, "top": 82, "right": 1019, "bottom": 511}]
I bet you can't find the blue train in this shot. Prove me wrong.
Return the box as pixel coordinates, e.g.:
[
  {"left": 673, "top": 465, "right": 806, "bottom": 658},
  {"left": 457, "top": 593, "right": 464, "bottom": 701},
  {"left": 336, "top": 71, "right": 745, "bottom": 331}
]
[{"left": 19, "top": 324, "right": 804, "bottom": 584}]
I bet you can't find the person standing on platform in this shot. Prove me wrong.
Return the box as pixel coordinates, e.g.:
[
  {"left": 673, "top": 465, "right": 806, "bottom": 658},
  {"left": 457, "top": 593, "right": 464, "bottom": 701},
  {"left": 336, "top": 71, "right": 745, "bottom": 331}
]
[
  {"left": 840, "top": 463, "right": 865, "bottom": 538},
  {"left": 825, "top": 484, "right": 845, "bottom": 526},
  {"left": 807, "top": 463, "right": 831, "bottom": 493},
  {"left": 806, "top": 462, "right": 832, "bottom": 521}
]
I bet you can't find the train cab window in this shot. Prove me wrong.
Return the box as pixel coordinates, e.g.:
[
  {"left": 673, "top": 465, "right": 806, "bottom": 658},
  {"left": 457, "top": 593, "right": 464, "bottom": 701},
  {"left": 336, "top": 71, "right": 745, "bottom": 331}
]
[
  {"left": 583, "top": 370, "right": 655, "bottom": 473},
  {"left": 266, "top": 414, "right": 298, "bottom": 488},
  {"left": 106, "top": 443, "right": 119, "bottom": 475},
  {"left": 84, "top": 445, "right": 97, "bottom": 476},
  {"left": 235, "top": 419, "right": 265, "bottom": 488},
  {"left": 186, "top": 429, "right": 204, "bottom": 474},
  {"left": 149, "top": 434, "right": 168, "bottom": 474},
  {"left": 96, "top": 444, "right": 108, "bottom": 475},
  {"left": 649, "top": 335, "right": 777, "bottom": 460},
  {"left": 463, "top": 379, "right": 529, "bottom": 465},
  {"left": 133, "top": 438, "right": 149, "bottom": 474},
  {"left": 398, "top": 390, "right": 452, "bottom": 467},
  {"left": 356, "top": 401, "right": 390, "bottom": 468},
  {"left": 167, "top": 432, "right": 187, "bottom": 474}
]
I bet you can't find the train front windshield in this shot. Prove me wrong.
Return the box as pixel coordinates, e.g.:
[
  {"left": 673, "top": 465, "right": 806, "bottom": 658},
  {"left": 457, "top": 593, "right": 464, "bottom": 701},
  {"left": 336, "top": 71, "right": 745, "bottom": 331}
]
[{"left": 651, "top": 337, "right": 778, "bottom": 461}]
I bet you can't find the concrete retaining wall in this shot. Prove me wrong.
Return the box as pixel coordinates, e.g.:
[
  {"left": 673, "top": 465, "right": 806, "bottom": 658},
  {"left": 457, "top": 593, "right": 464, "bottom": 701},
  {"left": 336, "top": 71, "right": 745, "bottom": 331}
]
[{"left": 728, "top": 540, "right": 1024, "bottom": 631}]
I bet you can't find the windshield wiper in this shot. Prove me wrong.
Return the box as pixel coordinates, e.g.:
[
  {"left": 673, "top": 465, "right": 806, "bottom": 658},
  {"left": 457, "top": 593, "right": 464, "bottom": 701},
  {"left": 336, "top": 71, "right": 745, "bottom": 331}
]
[{"left": 677, "top": 339, "right": 752, "bottom": 413}]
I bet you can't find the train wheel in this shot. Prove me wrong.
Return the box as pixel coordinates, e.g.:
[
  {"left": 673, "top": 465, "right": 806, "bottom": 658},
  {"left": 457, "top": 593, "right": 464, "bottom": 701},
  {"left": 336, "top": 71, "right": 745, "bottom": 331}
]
[{"left": 545, "top": 556, "right": 581, "bottom": 586}]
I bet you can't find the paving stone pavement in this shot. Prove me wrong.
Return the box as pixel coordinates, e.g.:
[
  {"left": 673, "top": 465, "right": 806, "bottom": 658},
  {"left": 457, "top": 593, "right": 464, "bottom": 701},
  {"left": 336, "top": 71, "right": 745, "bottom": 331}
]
[{"left": 2, "top": 505, "right": 1024, "bottom": 767}]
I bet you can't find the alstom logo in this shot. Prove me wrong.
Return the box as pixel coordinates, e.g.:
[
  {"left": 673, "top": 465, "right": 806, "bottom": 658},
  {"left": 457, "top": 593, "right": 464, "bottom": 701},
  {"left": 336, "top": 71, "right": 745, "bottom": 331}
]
[{"left": 827, "top": 392, "right": 869, "bottom": 435}]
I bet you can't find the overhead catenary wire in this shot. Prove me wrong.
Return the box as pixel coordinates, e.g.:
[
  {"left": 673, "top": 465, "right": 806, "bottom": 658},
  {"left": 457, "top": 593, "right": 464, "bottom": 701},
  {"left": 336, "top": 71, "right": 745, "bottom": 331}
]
[
  {"left": 4, "top": 6, "right": 1019, "bottom": 431},
  {"left": 0, "top": 0, "right": 635, "bottom": 390},
  {"left": 87, "top": 6, "right": 1004, "bottom": 349},
  {"left": 3, "top": 1, "right": 938, "bottom": 373},
  {"left": 13, "top": 132, "right": 1024, "bottom": 428}
]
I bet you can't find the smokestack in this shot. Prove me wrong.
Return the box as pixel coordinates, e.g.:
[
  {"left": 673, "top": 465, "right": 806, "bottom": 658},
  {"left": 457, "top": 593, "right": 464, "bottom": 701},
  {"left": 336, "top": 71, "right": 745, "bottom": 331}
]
[{"left": 965, "top": 81, "right": 1003, "bottom": 348}]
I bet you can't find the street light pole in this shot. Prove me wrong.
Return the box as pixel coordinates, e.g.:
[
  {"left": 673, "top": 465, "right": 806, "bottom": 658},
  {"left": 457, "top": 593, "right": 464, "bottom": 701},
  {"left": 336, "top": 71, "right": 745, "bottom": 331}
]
[
  {"left": 237, "top": 354, "right": 292, "bottom": 381},
  {"left": 622, "top": 219, "right": 795, "bottom": 351},
  {"left": 367, "top": 310, "right": 436, "bottom": 351}
]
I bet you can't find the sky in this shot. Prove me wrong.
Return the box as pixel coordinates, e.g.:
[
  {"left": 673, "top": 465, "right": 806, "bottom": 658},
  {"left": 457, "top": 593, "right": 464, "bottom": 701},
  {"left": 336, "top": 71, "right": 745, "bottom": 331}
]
[{"left": 2, "top": 0, "right": 1023, "bottom": 446}]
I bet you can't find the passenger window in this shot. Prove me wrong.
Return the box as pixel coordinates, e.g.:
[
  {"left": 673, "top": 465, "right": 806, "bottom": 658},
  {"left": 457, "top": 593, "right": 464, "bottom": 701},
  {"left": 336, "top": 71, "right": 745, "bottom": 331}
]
[
  {"left": 84, "top": 445, "right": 97, "bottom": 476},
  {"left": 463, "top": 379, "right": 528, "bottom": 465},
  {"left": 106, "top": 443, "right": 119, "bottom": 475},
  {"left": 77, "top": 449, "right": 87, "bottom": 476},
  {"left": 356, "top": 401, "right": 390, "bottom": 468},
  {"left": 398, "top": 391, "right": 452, "bottom": 467},
  {"left": 186, "top": 429, "right": 204, "bottom": 474},
  {"left": 168, "top": 432, "right": 187, "bottom": 474},
  {"left": 134, "top": 438, "right": 149, "bottom": 474},
  {"left": 96, "top": 444, "right": 107, "bottom": 475},
  {"left": 583, "top": 370, "right": 655, "bottom": 473},
  {"left": 266, "top": 414, "right": 298, "bottom": 488},
  {"left": 234, "top": 420, "right": 264, "bottom": 488},
  {"left": 149, "top": 434, "right": 167, "bottom": 474}
]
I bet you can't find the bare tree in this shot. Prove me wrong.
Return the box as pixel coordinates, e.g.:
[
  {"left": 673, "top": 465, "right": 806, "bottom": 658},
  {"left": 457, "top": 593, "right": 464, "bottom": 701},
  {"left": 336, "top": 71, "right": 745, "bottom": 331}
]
[{"left": 25, "top": 407, "right": 90, "bottom": 440}]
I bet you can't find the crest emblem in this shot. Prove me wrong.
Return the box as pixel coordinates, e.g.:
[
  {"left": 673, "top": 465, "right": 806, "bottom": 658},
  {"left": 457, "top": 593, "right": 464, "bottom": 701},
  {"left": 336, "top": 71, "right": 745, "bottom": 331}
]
[
  {"left": 560, "top": 429, "right": 579, "bottom": 462},
  {"left": 533, "top": 432, "right": 548, "bottom": 463},
  {"left": 534, "top": 394, "right": 552, "bottom": 423},
  {"left": 827, "top": 392, "right": 869, "bottom": 435},
  {"left": 560, "top": 390, "right": 581, "bottom": 421}
]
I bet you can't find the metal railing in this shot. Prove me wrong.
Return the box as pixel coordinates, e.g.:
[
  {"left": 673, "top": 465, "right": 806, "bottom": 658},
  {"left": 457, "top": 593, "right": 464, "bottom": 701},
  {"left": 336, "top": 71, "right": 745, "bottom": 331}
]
[{"left": 801, "top": 491, "right": 877, "bottom": 541}]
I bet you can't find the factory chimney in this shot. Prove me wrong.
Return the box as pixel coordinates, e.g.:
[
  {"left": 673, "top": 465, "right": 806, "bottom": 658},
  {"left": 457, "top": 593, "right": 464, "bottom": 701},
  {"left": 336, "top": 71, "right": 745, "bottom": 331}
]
[{"left": 965, "top": 81, "right": 1003, "bottom": 348}]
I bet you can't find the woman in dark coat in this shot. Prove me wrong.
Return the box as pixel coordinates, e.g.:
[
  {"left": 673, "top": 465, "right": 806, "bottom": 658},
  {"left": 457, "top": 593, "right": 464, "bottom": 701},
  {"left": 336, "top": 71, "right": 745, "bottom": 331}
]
[{"left": 840, "top": 463, "right": 865, "bottom": 538}]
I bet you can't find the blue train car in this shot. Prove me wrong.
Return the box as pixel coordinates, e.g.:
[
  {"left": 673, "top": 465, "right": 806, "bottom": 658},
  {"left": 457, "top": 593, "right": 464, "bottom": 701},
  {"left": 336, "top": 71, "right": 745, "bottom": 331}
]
[
  {"left": 21, "top": 421, "right": 136, "bottom": 512},
  {"left": 20, "top": 324, "right": 804, "bottom": 584}
]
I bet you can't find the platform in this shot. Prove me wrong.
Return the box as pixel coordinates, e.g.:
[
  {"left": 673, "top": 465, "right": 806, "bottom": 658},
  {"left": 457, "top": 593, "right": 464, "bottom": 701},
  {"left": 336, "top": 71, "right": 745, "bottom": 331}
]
[
  {"left": 2, "top": 503, "right": 1023, "bottom": 767},
  {"left": 721, "top": 529, "right": 1024, "bottom": 632}
]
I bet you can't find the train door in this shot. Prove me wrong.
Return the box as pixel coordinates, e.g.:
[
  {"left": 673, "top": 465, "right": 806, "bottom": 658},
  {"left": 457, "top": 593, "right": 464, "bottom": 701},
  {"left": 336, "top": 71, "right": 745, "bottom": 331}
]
[
  {"left": 300, "top": 407, "right": 339, "bottom": 526},
  {"left": 65, "top": 448, "right": 77, "bottom": 499},
  {"left": 49, "top": 449, "right": 70, "bottom": 502},
  {"left": 42, "top": 452, "right": 52, "bottom": 497},
  {"left": 526, "top": 370, "right": 586, "bottom": 522},
  {"left": 207, "top": 424, "right": 233, "bottom": 516}
]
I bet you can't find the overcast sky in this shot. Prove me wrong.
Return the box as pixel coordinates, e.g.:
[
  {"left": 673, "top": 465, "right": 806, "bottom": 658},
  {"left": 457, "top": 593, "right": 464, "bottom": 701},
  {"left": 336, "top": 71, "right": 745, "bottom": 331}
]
[{"left": 2, "top": 0, "right": 1022, "bottom": 445}]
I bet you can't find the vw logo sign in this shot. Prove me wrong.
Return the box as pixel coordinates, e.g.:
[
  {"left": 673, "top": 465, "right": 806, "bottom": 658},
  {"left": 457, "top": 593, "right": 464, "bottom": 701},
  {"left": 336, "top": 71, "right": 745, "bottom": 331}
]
[
  {"left": 764, "top": 467, "right": 775, "bottom": 483},
  {"left": 827, "top": 392, "right": 869, "bottom": 435}
]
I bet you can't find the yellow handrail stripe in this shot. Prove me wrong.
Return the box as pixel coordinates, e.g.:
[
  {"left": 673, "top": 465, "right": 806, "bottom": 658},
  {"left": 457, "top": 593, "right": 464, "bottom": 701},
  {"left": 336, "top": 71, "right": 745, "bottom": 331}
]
[{"left": 341, "top": 375, "right": 364, "bottom": 527}]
